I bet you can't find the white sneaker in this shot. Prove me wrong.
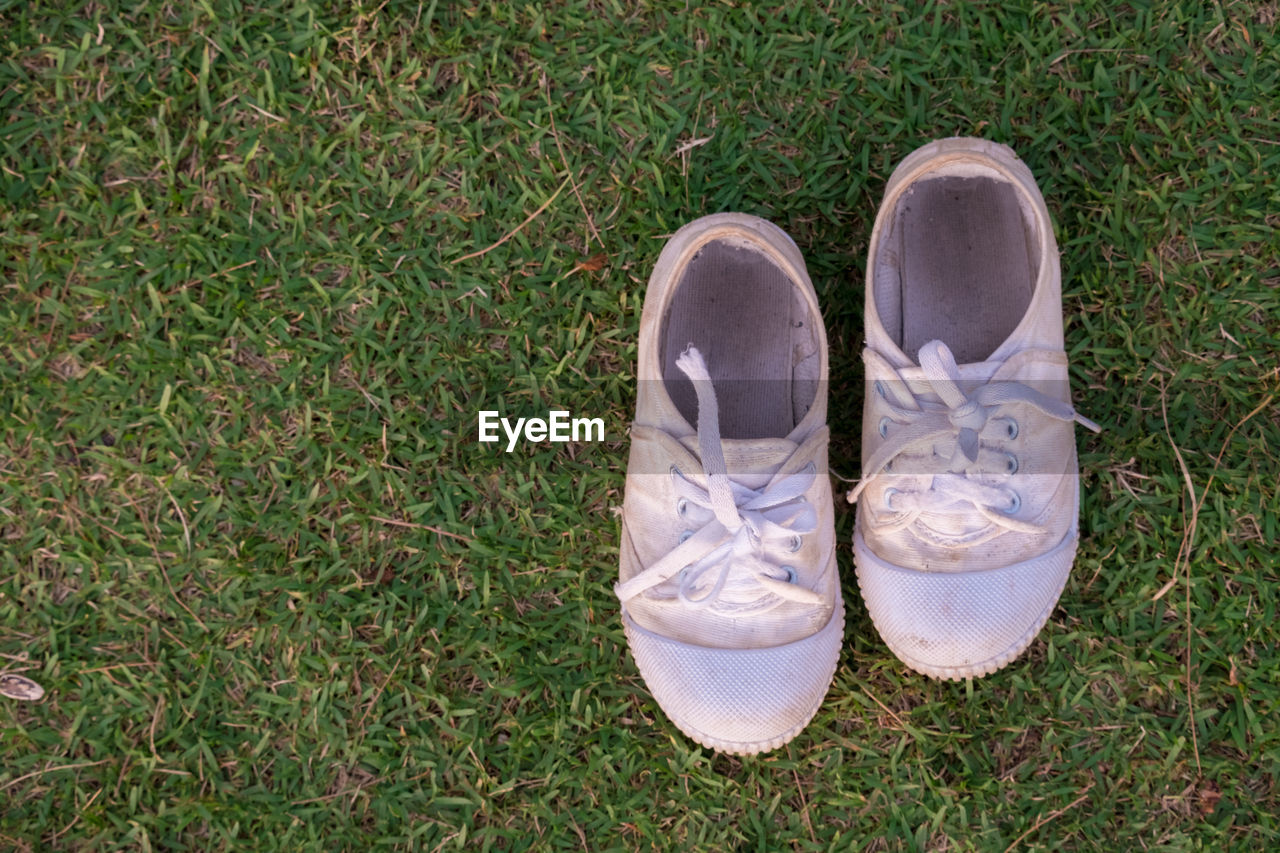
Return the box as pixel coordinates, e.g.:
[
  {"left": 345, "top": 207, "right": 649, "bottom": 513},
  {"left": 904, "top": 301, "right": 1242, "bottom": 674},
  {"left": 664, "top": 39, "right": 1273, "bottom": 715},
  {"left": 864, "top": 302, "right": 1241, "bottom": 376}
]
[
  {"left": 616, "top": 213, "right": 843, "bottom": 754},
  {"left": 850, "top": 138, "right": 1100, "bottom": 680}
]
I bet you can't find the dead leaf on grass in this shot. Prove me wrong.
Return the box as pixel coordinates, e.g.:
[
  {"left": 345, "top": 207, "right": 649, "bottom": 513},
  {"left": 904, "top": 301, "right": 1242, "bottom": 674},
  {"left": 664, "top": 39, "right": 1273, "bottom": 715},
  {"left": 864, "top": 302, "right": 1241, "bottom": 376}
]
[{"left": 572, "top": 253, "right": 608, "bottom": 274}]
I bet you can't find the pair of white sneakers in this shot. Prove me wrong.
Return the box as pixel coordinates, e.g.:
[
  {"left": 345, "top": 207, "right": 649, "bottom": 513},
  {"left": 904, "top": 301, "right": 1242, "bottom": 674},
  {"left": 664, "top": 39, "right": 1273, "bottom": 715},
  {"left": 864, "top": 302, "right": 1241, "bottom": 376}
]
[{"left": 615, "top": 138, "right": 1101, "bottom": 755}]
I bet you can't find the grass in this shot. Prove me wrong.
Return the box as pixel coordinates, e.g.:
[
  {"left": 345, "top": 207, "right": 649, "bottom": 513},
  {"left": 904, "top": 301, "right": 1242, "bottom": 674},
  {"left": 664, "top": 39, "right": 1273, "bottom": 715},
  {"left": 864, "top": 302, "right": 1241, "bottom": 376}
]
[{"left": 1, "top": 0, "right": 1278, "bottom": 849}]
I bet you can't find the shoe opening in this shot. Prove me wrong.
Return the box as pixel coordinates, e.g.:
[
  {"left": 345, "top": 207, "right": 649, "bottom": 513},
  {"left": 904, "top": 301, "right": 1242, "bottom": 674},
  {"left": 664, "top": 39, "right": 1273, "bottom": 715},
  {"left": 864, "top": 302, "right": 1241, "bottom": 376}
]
[
  {"left": 878, "top": 176, "right": 1039, "bottom": 364},
  {"left": 660, "top": 239, "right": 820, "bottom": 439}
]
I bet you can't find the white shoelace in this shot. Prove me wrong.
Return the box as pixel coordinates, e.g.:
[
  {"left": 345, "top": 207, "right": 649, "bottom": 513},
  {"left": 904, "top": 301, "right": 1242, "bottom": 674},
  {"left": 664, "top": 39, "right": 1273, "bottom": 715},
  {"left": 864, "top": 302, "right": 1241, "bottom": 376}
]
[
  {"left": 847, "top": 339, "right": 1100, "bottom": 536},
  {"left": 615, "top": 346, "right": 823, "bottom": 610}
]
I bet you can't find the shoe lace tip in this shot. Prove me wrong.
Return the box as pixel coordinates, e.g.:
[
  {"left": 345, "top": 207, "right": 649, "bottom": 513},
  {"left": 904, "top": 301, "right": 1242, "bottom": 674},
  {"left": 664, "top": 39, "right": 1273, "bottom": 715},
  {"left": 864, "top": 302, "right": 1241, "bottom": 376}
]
[{"left": 1077, "top": 414, "right": 1102, "bottom": 434}]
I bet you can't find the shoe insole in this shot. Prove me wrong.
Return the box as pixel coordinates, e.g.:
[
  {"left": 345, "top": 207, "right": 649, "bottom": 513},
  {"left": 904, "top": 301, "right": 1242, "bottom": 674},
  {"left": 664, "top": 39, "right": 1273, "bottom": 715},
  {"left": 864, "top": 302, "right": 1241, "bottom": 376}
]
[
  {"left": 897, "top": 177, "right": 1034, "bottom": 364},
  {"left": 661, "top": 242, "right": 796, "bottom": 440}
]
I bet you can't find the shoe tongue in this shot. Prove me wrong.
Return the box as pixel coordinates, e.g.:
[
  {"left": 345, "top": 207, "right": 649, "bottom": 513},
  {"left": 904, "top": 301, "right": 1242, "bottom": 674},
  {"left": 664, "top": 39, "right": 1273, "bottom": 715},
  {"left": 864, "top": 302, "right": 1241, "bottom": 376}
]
[
  {"left": 677, "top": 436, "right": 797, "bottom": 489},
  {"left": 895, "top": 359, "right": 1000, "bottom": 406}
]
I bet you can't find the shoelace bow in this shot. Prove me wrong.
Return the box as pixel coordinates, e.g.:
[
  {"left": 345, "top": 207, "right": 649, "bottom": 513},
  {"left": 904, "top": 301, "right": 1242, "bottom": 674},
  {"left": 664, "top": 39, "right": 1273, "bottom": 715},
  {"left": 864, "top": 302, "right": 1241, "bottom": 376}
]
[
  {"left": 847, "top": 339, "right": 1100, "bottom": 536},
  {"left": 615, "top": 346, "right": 823, "bottom": 609}
]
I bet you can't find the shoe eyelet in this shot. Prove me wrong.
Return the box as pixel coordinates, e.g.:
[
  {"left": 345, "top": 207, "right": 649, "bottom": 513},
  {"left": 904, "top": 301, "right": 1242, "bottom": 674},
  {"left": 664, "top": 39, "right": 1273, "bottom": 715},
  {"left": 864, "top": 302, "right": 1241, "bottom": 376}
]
[
  {"left": 1004, "top": 492, "right": 1021, "bottom": 514},
  {"left": 678, "top": 530, "right": 693, "bottom": 544},
  {"left": 878, "top": 416, "right": 892, "bottom": 438},
  {"left": 1006, "top": 455, "right": 1019, "bottom": 475},
  {"left": 883, "top": 487, "right": 901, "bottom": 510},
  {"left": 676, "top": 498, "right": 689, "bottom": 517},
  {"left": 803, "top": 461, "right": 816, "bottom": 475},
  {"left": 1006, "top": 420, "right": 1019, "bottom": 440},
  {"left": 874, "top": 380, "right": 887, "bottom": 399},
  {"left": 787, "top": 534, "right": 802, "bottom": 553},
  {"left": 778, "top": 565, "right": 796, "bottom": 583},
  {"left": 669, "top": 465, "right": 682, "bottom": 480}
]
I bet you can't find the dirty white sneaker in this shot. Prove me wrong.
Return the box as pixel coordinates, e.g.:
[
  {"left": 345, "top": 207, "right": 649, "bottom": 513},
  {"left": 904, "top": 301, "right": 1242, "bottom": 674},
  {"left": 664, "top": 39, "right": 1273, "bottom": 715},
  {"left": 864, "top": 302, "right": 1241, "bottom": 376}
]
[
  {"left": 849, "top": 138, "right": 1100, "bottom": 680},
  {"left": 616, "top": 213, "right": 842, "bottom": 754}
]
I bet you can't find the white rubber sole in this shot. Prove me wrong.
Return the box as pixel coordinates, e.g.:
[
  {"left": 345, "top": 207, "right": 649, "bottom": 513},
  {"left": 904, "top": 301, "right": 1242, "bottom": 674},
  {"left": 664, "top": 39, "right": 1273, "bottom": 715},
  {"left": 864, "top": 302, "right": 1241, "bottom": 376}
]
[
  {"left": 622, "top": 591, "right": 844, "bottom": 756},
  {"left": 857, "top": 563, "right": 1066, "bottom": 681},
  {"left": 853, "top": 525, "right": 1079, "bottom": 681},
  {"left": 661, "top": 648, "right": 839, "bottom": 756}
]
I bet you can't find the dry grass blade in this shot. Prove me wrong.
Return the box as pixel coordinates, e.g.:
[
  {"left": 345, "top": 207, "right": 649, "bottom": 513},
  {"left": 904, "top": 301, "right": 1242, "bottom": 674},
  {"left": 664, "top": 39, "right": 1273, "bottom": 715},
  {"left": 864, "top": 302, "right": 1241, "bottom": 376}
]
[
  {"left": 0, "top": 761, "right": 113, "bottom": 793},
  {"left": 542, "top": 75, "right": 603, "bottom": 250},
  {"left": 1158, "top": 379, "right": 1201, "bottom": 774},
  {"left": 370, "top": 516, "right": 473, "bottom": 542},
  {"left": 1003, "top": 783, "right": 1095, "bottom": 852},
  {"left": 450, "top": 175, "right": 572, "bottom": 264},
  {"left": 1157, "top": 385, "right": 1273, "bottom": 775}
]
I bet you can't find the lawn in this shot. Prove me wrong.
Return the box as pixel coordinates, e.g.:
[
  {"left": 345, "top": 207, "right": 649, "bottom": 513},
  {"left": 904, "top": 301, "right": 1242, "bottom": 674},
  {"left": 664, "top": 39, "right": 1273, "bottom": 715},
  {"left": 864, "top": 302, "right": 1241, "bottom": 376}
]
[{"left": 1, "top": 0, "right": 1278, "bottom": 849}]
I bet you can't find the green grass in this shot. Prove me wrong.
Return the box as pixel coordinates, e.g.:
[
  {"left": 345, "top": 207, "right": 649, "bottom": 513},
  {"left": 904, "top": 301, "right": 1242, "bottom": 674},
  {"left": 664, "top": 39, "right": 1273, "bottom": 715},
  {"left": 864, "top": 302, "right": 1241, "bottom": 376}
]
[{"left": 1, "top": 0, "right": 1278, "bottom": 849}]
